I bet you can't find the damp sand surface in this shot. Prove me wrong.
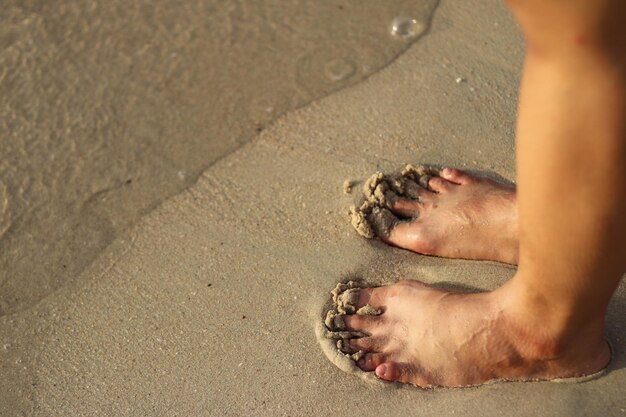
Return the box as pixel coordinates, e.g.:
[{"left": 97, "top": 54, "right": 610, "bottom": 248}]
[
  {"left": 0, "top": 0, "right": 438, "bottom": 315},
  {"left": 2, "top": 1, "right": 626, "bottom": 416}
]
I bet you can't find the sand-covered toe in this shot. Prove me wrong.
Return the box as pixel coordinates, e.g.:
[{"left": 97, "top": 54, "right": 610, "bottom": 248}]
[
  {"left": 316, "top": 280, "right": 385, "bottom": 382},
  {"left": 348, "top": 164, "right": 439, "bottom": 239}
]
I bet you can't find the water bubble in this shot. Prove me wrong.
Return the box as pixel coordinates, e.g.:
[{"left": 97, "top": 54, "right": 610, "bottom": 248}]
[
  {"left": 389, "top": 16, "right": 426, "bottom": 39},
  {"left": 324, "top": 58, "right": 357, "bottom": 82},
  {"left": 294, "top": 35, "right": 389, "bottom": 95}
]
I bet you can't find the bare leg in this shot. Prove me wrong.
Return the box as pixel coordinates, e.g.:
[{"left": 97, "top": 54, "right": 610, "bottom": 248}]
[
  {"left": 505, "top": 0, "right": 626, "bottom": 367},
  {"left": 343, "top": 0, "right": 626, "bottom": 387}
]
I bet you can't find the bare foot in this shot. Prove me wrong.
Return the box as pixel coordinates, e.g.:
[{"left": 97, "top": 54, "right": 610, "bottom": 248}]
[
  {"left": 383, "top": 168, "right": 519, "bottom": 264},
  {"left": 343, "top": 280, "right": 610, "bottom": 388}
]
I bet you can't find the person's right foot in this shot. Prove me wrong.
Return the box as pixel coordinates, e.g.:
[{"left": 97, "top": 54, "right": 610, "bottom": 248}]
[
  {"left": 383, "top": 168, "right": 519, "bottom": 264},
  {"left": 342, "top": 279, "right": 610, "bottom": 388}
]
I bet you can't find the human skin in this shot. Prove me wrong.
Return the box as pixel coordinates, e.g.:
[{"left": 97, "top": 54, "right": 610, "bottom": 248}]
[
  {"left": 342, "top": 0, "right": 626, "bottom": 387},
  {"left": 380, "top": 168, "right": 519, "bottom": 265}
]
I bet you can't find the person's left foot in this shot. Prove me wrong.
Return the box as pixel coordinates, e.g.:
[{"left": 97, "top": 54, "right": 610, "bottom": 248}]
[
  {"left": 343, "top": 280, "right": 610, "bottom": 387},
  {"left": 382, "top": 168, "right": 519, "bottom": 265}
]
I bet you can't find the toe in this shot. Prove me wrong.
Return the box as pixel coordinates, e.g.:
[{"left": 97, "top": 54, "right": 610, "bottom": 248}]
[
  {"left": 403, "top": 180, "right": 433, "bottom": 202},
  {"left": 439, "top": 167, "right": 475, "bottom": 185},
  {"left": 350, "top": 336, "right": 385, "bottom": 353},
  {"left": 427, "top": 176, "right": 454, "bottom": 193},
  {"left": 375, "top": 361, "right": 404, "bottom": 382},
  {"left": 354, "top": 286, "right": 388, "bottom": 310},
  {"left": 388, "top": 196, "right": 421, "bottom": 218},
  {"left": 376, "top": 362, "right": 427, "bottom": 386},
  {"left": 343, "top": 312, "right": 383, "bottom": 332},
  {"left": 357, "top": 353, "right": 387, "bottom": 372},
  {"left": 383, "top": 221, "right": 438, "bottom": 255}
]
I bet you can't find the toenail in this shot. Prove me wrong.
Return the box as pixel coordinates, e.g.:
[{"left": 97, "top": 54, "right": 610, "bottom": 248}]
[
  {"left": 441, "top": 168, "right": 451, "bottom": 175},
  {"left": 377, "top": 364, "right": 387, "bottom": 376}
]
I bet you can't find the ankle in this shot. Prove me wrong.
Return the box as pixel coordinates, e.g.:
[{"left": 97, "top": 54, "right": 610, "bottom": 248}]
[{"left": 492, "top": 279, "right": 607, "bottom": 362}]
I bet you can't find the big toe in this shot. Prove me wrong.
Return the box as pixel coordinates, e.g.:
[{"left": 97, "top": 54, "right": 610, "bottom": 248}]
[
  {"left": 388, "top": 195, "right": 421, "bottom": 218},
  {"left": 383, "top": 221, "right": 438, "bottom": 255},
  {"left": 375, "top": 362, "right": 406, "bottom": 382},
  {"left": 354, "top": 286, "right": 389, "bottom": 310}
]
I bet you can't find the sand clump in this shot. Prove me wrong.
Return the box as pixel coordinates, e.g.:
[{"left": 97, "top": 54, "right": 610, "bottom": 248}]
[
  {"left": 347, "top": 164, "right": 438, "bottom": 239},
  {"left": 323, "top": 281, "right": 382, "bottom": 363},
  {"left": 342, "top": 180, "right": 354, "bottom": 194}
]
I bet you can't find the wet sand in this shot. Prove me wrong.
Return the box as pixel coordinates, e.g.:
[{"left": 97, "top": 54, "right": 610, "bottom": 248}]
[
  {"left": 2, "top": 0, "right": 626, "bottom": 416},
  {"left": 0, "top": 0, "right": 436, "bottom": 316}
]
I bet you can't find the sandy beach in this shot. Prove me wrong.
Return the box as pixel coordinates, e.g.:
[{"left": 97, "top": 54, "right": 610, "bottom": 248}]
[{"left": 1, "top": 0, "right": 625, "bottom": 416}]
